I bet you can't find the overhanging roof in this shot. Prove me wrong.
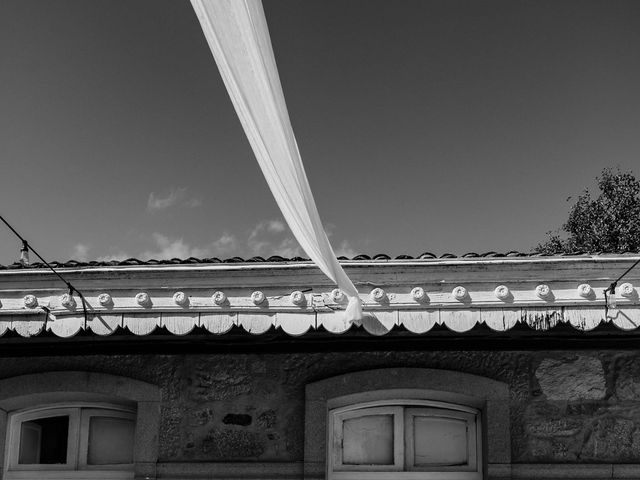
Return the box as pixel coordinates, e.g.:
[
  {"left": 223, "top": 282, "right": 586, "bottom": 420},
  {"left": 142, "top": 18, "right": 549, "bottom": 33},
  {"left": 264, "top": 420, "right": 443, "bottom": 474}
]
[{"left": 0, "top": 255, "right": 638, "bottom": 339}]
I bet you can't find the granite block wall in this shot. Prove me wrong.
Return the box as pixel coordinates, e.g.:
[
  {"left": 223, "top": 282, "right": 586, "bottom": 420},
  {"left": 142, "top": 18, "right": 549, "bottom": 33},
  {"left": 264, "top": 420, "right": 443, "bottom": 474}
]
[{"left": 1, "top": 349, "right": 639, "bottom": 464}]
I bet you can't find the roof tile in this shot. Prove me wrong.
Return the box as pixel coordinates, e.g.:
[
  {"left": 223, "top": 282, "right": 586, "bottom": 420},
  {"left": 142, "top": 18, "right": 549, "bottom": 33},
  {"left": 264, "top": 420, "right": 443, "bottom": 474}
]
[{"left": 1, "top": 250, "right": 639, "bottom": 270}]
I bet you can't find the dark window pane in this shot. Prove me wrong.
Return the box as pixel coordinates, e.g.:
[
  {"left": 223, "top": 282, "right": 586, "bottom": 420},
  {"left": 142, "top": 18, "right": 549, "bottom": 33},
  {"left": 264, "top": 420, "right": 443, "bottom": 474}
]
[{"left": 19, "top": 416, "right": 69, "bottom": 464}]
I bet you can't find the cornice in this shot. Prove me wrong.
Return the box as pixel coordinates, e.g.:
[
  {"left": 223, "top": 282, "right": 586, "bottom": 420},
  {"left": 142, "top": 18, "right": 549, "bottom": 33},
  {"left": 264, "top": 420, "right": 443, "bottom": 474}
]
[{"left": 0, "top": 256, "right": 638, "bottom": 338}]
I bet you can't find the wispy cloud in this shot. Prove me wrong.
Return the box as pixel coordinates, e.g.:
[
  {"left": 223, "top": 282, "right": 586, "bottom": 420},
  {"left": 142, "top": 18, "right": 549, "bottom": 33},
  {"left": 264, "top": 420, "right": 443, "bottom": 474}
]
[
  {"left": 248, "top": 219, "right": 302, "bottom": 257},
  {"left": 70, "top": 243, "right": 90, "bottom": 261},
  {"left": 108, "top": 219, "right": 301, "bottom": 261},
  {"left": 334, "top": 239, "right": 358, "bottom": 258},
  {"left": 87, "top": 219, "right": 358, "bottom": 262},
  {"left": 273, "top": 236, "right": 303, "bottom": 258},
  {"left": 248, "top": 220, "right": 286, "bottom": 241},
  {"left": 184, "top": 197, "right": 203, "bottom": 208},
  {"left": 210, "top": 233, "right": 237, "bottom": 256},
  {"left": 266, "top": 220, "right": 286, "bottom": 234},
  {"left": 95, "top": 251, "right": 132, "bottom": 262},
  {"left": 139, "top": 234, "right": 197, "bottom": 259},
  {"left": 313, "top": 222, "right": 359, "bottom": 258},
  {"left": 147, "top": 187, "right": 202, "bottom": 211},
  {"left": 138, "top": 232, "right": 238, "bottom": 260}
]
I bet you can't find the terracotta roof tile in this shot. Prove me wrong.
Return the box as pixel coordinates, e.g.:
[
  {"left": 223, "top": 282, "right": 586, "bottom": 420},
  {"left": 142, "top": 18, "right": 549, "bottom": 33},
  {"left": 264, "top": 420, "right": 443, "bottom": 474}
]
[{"left": 1, "top": 251, "right": 639, "bottom": 270}]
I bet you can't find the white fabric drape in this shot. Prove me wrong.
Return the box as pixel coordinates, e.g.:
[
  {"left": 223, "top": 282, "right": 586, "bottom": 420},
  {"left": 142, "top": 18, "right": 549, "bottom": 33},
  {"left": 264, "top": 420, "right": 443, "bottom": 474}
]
[{"left": 191, "top": 0, "right": 362, "bottom": 321}]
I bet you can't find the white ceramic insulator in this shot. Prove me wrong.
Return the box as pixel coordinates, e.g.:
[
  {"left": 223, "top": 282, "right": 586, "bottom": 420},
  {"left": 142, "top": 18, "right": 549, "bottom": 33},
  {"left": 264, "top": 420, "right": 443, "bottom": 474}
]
[
  {"left": 212, "top": 291, "right": 227, "bottom": 305},
  {"left": 251, "top": 291, "right": 266, "bottom": 305},
  {"left": 98, "top": 293, "right": 112, "bottom": 306},
  {"left": 173, "top": 291, "right": 188, "bottom": 306},
  {"left": 620, "top": 283, "right": 635, "bottom": 298},
  {"left": 370, "top": 288, "right": 386, "bottom": 302},
  {"left": 535, "top": 284, "right": 551, "bottom": 299},
  {"left": 577, "top": 284, "right": 592, "bottom": 298},
  {"left": 331, "top": 289, "right": 345, "bottom": 302},
  {"left": 23, "top": 295, "right": 38, "bottom": 308},
  {"left": 135, "top": 292, "right": 150, "bottom": 306},
  {"left": 60, "top": 293, "right": 76, "bottom": 309},
  {"left": 494, "top": 285, "right": 510, "bottom": 300},
  {"left": 411, "top": 287, "right": 426, "bottom": 302},
  {"left": 452, "top": 286, "right": 467, "bottom": 301},
  {"left": 290, "top": 291, "right": 306, "bottom": 306}
]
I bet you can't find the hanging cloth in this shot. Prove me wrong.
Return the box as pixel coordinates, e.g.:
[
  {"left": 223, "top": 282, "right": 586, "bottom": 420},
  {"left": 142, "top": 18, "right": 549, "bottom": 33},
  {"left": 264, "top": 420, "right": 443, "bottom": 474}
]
[{"left": 190, "top": 0, "right": 362, "bottom": 321}]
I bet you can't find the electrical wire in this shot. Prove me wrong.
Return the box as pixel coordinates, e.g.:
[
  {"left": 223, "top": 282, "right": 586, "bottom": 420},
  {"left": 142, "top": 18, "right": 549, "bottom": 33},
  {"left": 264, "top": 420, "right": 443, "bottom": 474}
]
[
  {"left": 604, "top": 257, "right": 640, "bottom": 316},
  {"left": 0, "top": 213, "right": 91, "bottom": 326},
  {"left": 607, "top": 257, "right": 640, "bottom": 293},
  {"left": 3, "top": 213, "right": 638, "bottom": 325}
]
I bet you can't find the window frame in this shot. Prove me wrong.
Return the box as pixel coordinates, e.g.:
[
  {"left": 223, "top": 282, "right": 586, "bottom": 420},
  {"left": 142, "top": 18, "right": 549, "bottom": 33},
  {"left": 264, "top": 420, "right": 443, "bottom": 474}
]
[
  {"left": 4, "top": 402, "right": 135, "bottom": 480},
  {"left": 77, "top": 408, "right": 136, "bottom": 471},
  {"left": 404, "top": 407, "right": 478, "bottom": 473},
  {"left": 0, "top": 371, "right": 161, "bottom": 480},
  {"left": 305, "top": 369, "right": 511, "bottom": 480},
  {"left": 332, "top": 405, "right": 404, "bottom": 472},
  {"left": 328, "top": 399, "right": 482, "bottom": 480},
  {"left": 7, "top": 407, "right": 80, "bottom": 472}
]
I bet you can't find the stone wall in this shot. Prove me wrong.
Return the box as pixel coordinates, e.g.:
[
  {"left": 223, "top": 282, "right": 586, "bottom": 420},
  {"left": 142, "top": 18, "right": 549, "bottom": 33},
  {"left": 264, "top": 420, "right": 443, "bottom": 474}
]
[
  {"left": 1, "top": 349, "right": 639, "bottom": 464},
  {"left": 519, "top": 353, "right": 640, "bottom": 462}
]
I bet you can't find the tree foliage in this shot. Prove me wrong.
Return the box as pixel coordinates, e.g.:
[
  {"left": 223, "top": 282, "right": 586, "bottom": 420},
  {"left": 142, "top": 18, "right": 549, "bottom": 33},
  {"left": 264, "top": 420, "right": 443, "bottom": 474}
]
[{"left": 534, "top": 168, "right": 640, "bottom": 254}]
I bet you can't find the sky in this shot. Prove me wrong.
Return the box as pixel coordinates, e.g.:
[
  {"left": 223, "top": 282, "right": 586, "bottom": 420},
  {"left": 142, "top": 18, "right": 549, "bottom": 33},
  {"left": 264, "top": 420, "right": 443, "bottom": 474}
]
[{"left": 1, "top": 0, "right": 639, "bottom": 264}]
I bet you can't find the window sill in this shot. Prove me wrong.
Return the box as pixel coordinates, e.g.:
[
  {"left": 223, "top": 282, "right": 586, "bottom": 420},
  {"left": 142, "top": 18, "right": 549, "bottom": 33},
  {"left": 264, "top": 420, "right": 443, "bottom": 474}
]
[{"left": 4, "top": 470, "right": 134, "bottom": 480}]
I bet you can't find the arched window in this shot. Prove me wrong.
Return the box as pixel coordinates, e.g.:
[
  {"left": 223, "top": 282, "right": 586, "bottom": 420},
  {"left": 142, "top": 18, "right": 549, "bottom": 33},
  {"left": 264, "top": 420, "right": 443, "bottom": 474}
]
[
  {"left": 329, "top": 399, "right": 481, "bottom": 480},
  {"left": 0, "top": 372, "right": 160, "bottom": 480},
  {"left": 304, "top": 368, "right": 511, "bottom": 480},
  {"left": 6, "top": 403, "right": 136, "bottom": 479}
]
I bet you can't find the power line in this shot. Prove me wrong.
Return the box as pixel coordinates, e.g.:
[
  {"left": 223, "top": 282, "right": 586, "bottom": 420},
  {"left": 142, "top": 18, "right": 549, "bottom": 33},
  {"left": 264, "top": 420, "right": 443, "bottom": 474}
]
[
  {"left": 0, "top": 213, "right": 91, "bottom": 325},
  {"left": 605, "top": 257, "right": 640, "bottom": 296},
  {"left": 603, "top": 257, "right": 640, "bottom": 315},
  {"left": 609, "top": 258, "right": 640, "bottom": 291}
]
